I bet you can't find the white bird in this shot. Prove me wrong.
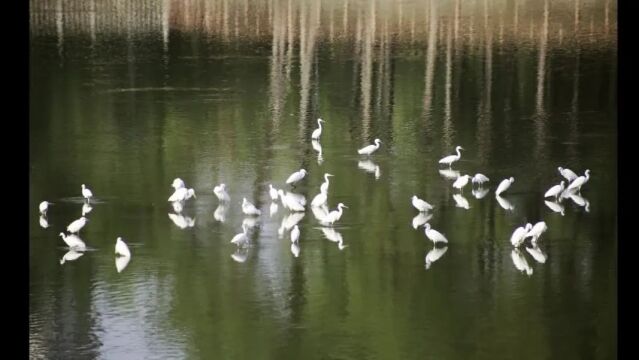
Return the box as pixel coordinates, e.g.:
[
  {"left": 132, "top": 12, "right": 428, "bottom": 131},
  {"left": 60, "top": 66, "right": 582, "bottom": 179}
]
[
  {"left": 39, "top": 201, "right": 52, "bottom": 214},
  {"left": 171, "top": 201, "right": 184, "bottom": 214},
  {"left": 291, "top": 225, "right": 300, "bottom": 243},
  {"left": 358, "top": 138, "right": 382, "bottom": 155},
  {"left": 168, "top": 187, "right": 196, "bottom": 202},
  {"left": 323, "top": 203, "right": 348, "bottom": 225},
  {"left": 269, "top": 202, "right": 279, "bottom": 216},
  {"left": 231, "top": 224, "right": 250, "bottom": 247},
  {"left": 242, "top": 198, "right": 261, "bottom": 216},
  {"left": 231, "top": 248, "right": 248, "bottom": 263},
  {"left": 423, "top": 223, "right": 448, "bottom": 244},
  {"left": 526, "top": 245, "right": 547, "bottom": 264},
  {"left": 312, "top": 140, "right": 323, "bottom": 164},
  {"left": 453, "top": 194, "right": 470, "bottom": 209},
  {"left": 39, "top": 215, "right": 49, "bottom": 229},
  {"left": 567, "top": 169, "right": 591, "bottom": 192},
  {"left": 311, "top": 190, "right": 328, "bottom": 208},
  {"left": 412, "top": 195, "right": 433, "bottom": 212},
  {"left": 452, "top": 175, "right": 471, "bottom": 192},
  {"left": 439, "top": 146, "right": 464, "bottom": 167},
  {"left": 412, "top": 212, "right": 433, "bottom": 229},
  {"left": 320, "top": 173, "right": 334, "bottom": 194},
  {"left": 82, "top": 203, "right": 93, "bottom": 216},
  {"left": 115, "top": 255, "right": 131, "bottom": 273},
  {"left": 59, "top": 232, "right": 86, "bottom": 250},
  {"left": 279, "top": 190, "right": 305, "bottom": 212},
  {"left": 81, "top": 184, "right": 93, "bottom": 202},
  {"left": 495, "top": 177, "right": 515, "bottom": 196},
  {"left": 558, "top": 167, "right": 578, "bottom": 182},
  {"left": 525, "top": 221, "right": 548, "bottom": 243},
  {"left": 213, "top": 184, "right": 230, "bottom": 202},
  {"left": 60, "top": 250, "right": 84, "bottom": 265},
  {"left": 496, "top": 195, "right": 515, "bottom": 211},
  {"left": 291, "top": 243, "right": 301, "bottom": 258},
  {"left": 311, "top": 118, "right": 325, "bottom": 140},
  {"left": 545, "top": 200, "right": 565, "bottom": 215},
  {"left": 472, "top": 173, "right": 490, "bottom": 186},
  {"left": 268, "top": 184, "right": 279, "bottom": 201},
  {"left": 115, "top": 237, "right": 131, "bottom": 257},
  {"left": 511, "top": 249, "right": 533, "bottom": 276},
  {"left": 287, "top": 192, "right": 307, "bottom": 206},
  {"left": 311, "top": 204, "right": 330, "bottom": 222},
  {"left": 510, "top": 223, "right": 533, "bottom": 247},
  {"left": 425, "top": 246, "right": 448, "bottom": 270},
  {"left": 171, "top": 178, "right": 185, "bottom": 189},
  {"left": 439, "top": 169, "right": 461, "bottom": 180},
  {"left": 214, "top": 204, "right": 228, "bottom": 223},
  {"left": 286, "top": 169, "right": 307, "bottom": 185},
  {"left": 472, "top": 187, "right": 490, "bottom": 199},
  {"left": 168, "top": 213, "right": 195, "bottom": 229},
  {"left": 67, "top": 216, "right": 88, "bottom": 234},
  {"left": 544, "top": 181, "right": 565, "bottom": 200}
]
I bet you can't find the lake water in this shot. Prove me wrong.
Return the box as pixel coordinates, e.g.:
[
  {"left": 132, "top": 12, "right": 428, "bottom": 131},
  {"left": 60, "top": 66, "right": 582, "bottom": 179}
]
[{"left": 30, "top": 1, "right": 616, "bottom": 359}]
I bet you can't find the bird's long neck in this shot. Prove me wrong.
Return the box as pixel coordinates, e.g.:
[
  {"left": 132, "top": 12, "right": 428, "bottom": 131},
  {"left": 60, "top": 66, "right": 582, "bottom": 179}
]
[
  {"left": 318, "top": 120, "right": 322, "bottom": 130},
  {"left": 456, "top": 148, "right": 461, "bottom": 158},
  {"left": 585, "top": 172, "right": 590, "bottom": 181}
]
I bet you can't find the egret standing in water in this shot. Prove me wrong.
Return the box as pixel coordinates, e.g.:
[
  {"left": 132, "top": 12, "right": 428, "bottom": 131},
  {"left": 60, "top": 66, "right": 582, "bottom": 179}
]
[
  {"left": 439, "top": 146, "right": 464, "bottom": 168},
  {"left": 172, "top": 178, "right": 185, "bottom": 189},
  {"left": 525, "top": 221, "right": 548, "bottom": 244},
  {"left": 286, "top": 169, "right": 307, "bottom": 186},
  {"left": 311, "top": 118, "right": 325, "bottom": 140},
  {"left": 242, "top": 198, "right": 262, "bottom": 216},
  {"left": 81, "top": 184, "right": 93, "bottom": 202},
  {"left": 115, "top": 237, "right": 131, "bottom": 258},
  {"left": 495, "top": 177, "right": 515, "bottom": 196},
  {"left": 231, "top": 224, "right": 250, "bottom": 247},
  {"left": 268, "top": 184, "right": 279, "bottom": 201},
  {"left": 423, "top": 223, "right": 448, "bottom": 245},
  {"left": 472, "top": 174, "right": 490, "bottom": 187},
  {"left": 567, "top": 169, "right": 591, "bottom": 192},
  {"left": 67, "top": 216, "right": 88, "bottom": 234},
  {"left": 59, "top": 232, "right": 86, "bottom": 250},
  {"left": 168, "top": 187, "right": 196, "bottom": 202},
  {"left": 213, "top": 184, "right": 230, "bottom": 202},
  {"left": 510, "top": 223, "right": 533, "bottom": 247},
  {"left": 323, "top": 203, "right": 348, "bottom": 225},
  {"left": 39, "top": 201, "right": 52, "bottom": 215},
  {"left": 320, "top": 173, "right": 334, "bottom": 193},
  {"left": 311, "top": 189, "right": 328, "bottom": 208},
  {"left": 544, "top": 181, "right": 565, "bottom": 200},
  {"left": 452, "top": 175, "right": 471, "bottom": 192},
  {"left": 558, "top": 167, "right": 578, "bottom": 182},
  {"left": 358, "top": 139, "right": 382, "bottom": 156},
  {"left": 411, "top": 195, "right": 433, "bottom": 212},
  {"left": 291, "top": 225, "right": 300, "bottom": 243},
  {"left": 279, "top": 190, "right": 306, "bottom": 212}
]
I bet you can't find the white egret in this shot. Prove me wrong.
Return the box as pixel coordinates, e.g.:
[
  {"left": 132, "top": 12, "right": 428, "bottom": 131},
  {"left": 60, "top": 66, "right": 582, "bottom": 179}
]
[
  {"left": 231, "top": 224, "right": 250, "bottom": 247},
  {"left": 358, "top": 139, "right": 382, "bottom": 155},
  {"left": 544, "top": 181, "right": 565, "bottom": 200},
  {"left": 472, "top": 187, "right": 490, "bottom": 199},
  {"left": 291, "top": 243, "right": 301, "bottom": 258},
  {"left": 453, "top": 175, "right": 471, "bottom": 192},
  {"left": 168, "top": 213, "right": 195, "bottom": 229},
  {"left": 171, "top": 201, "right": 184, "bottom": 214},
  {"left": 115, "top": 237, "right": 131, "bottom": 257},
  {"left": 60, "top": 250, "right": 84, "bottom": 265},
  {"left": 59, "top": 232, "right": 86, "bottom": 250},
  {"left": 510, "top": 223, "right": 533, "bottom": 247},
  {"left": 411, "top": 195, "right": 433, "bottom": 212},
  {"left": 423, "top": 223, "right": 448, "bottom": 244},
  {"left": 269, "top": 202, "right": 279, "bottom": 216},
  {"left": 472, "top": 173, "right": 490, "bottom": 186},
  {"left": 39, "top": 201, "right": 52, "bottom": 214},
  {"left": 545, "top": 200, "right": 565, "bottom": 215},
  {"left": 567, "top": 169, "right": 591, "bottom": 192},
  {"left": 231, "top": 248, "right": 248, "bottom": 263},
  {"left": 439, "top": 146, "right": 464, "bottom": 167},
  {"left": 242, "top": 216, "right": 259, "bottom": 229},
  {"left": 311, "top": 118, "right": 325, "bottom": 140},
  {"left": 496, "top": 195, "right": 515, "bottom": 211},
  {"left": 82, "top": 203, "right": 93, "bottom": 216},
  {"left": 67, "top": 216, "right": 88, "bottom": 234},
  {"left": 425, "top": 246, "right": 448, "bottom": 270},
  {"left": 214, "top": 204, "right": 228, "bottom": 223},
  {"left": 268, "top": 184, "right": 279, "bottom": 201},
  {"left": 495, "top": 177, "right": 515, "bottom": 196},
  {"left": 168, "top": 187, "right": 196, "bottom": 202},
  {"left": 320, "top": 173, "right": 334, "bottom": 193},
  {"left": 81, "top": 184, "right": 93, "bottom": 202},
  {"left": 115, "top": 255, "right": 131, "bottom": 273},
  {"left": 311, "top": 204, "right": 330, "bottom": 222},
  {"left": 39, "top": 215, "right": 49, "bottom": 229},
  {"left": 214, "top": 184, "right": 230, "bottom": 202},
  {"left": 311, "top": 190, "right": 328, "bottom": 208},
  {"left": 511, "top": 249, "right": 533, "bottom": 276},
  {"left": 453, "top": 194, "right": 470, "bottom": 209},
  {"left": 525, "top": 221, "right": 548, "bottom": 243},
  {"left": 439, "top": 169, "right": 461, "bottom": 180},
  {"left": 171, "top": 178, "right": 185, "bottom": 189},
  {"left": 323, "top": 203, "right": 348, "bottom": 225},
  {"left": 558, "top": 167, "right": 578, "bottom": 182},
  {"left": 242, "top": 198, "right": 261, "bottom": 216},
  {"left": 291, "top": 225, "right": 300, "bottom": 243},
  {"left": 525, "top": 245, "right": 547, "bottom": 264},
  {"left": 286, "top": 169, "right": 307, "bottom": 185},
  {"left": 278, "top": 190, "right": 305, "bottom": 212},
  {"left": 412, "top": 212, "right": 433, "bottom": 229},
  {"left": 287, "top": 192, "right": 307, "bottom": 206}
]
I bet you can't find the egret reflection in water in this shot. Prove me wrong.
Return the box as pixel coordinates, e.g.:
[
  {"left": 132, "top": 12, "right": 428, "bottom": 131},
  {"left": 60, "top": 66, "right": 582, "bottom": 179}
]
[
  {"left": 168, "top": 213, "right": 196, "bottom": 229},
  {"left": 115, "top": 255, "right": 131, "bottom": 273},
  {"left": 60, "top": 249, "right": 83, "bottom": 265},
  {"left": 357, "top": 160, "right": 381, "bottom": 179},
  {"left": 425, "top": 246, "right": 448, "bottom": 270},
  {"left": 214, "top": 204, "right": 229, "bottom": 223},
  {"left": 496, "top": 195, "right": 515, "bottom": 211},
  {"left": 412, "top": 212, "right": 433, "bottom": 229}
]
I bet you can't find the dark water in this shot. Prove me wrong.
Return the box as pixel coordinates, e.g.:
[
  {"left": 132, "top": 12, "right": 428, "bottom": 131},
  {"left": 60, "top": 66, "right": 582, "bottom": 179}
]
[{"left": 30, "top": 1, "right": 616, "bottom": 359}]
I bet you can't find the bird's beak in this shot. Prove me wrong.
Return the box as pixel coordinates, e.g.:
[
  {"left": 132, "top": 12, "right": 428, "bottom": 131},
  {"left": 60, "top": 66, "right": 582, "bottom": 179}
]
[{"left": 343, "top": 205, "right": 349, "bottom": 208}]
